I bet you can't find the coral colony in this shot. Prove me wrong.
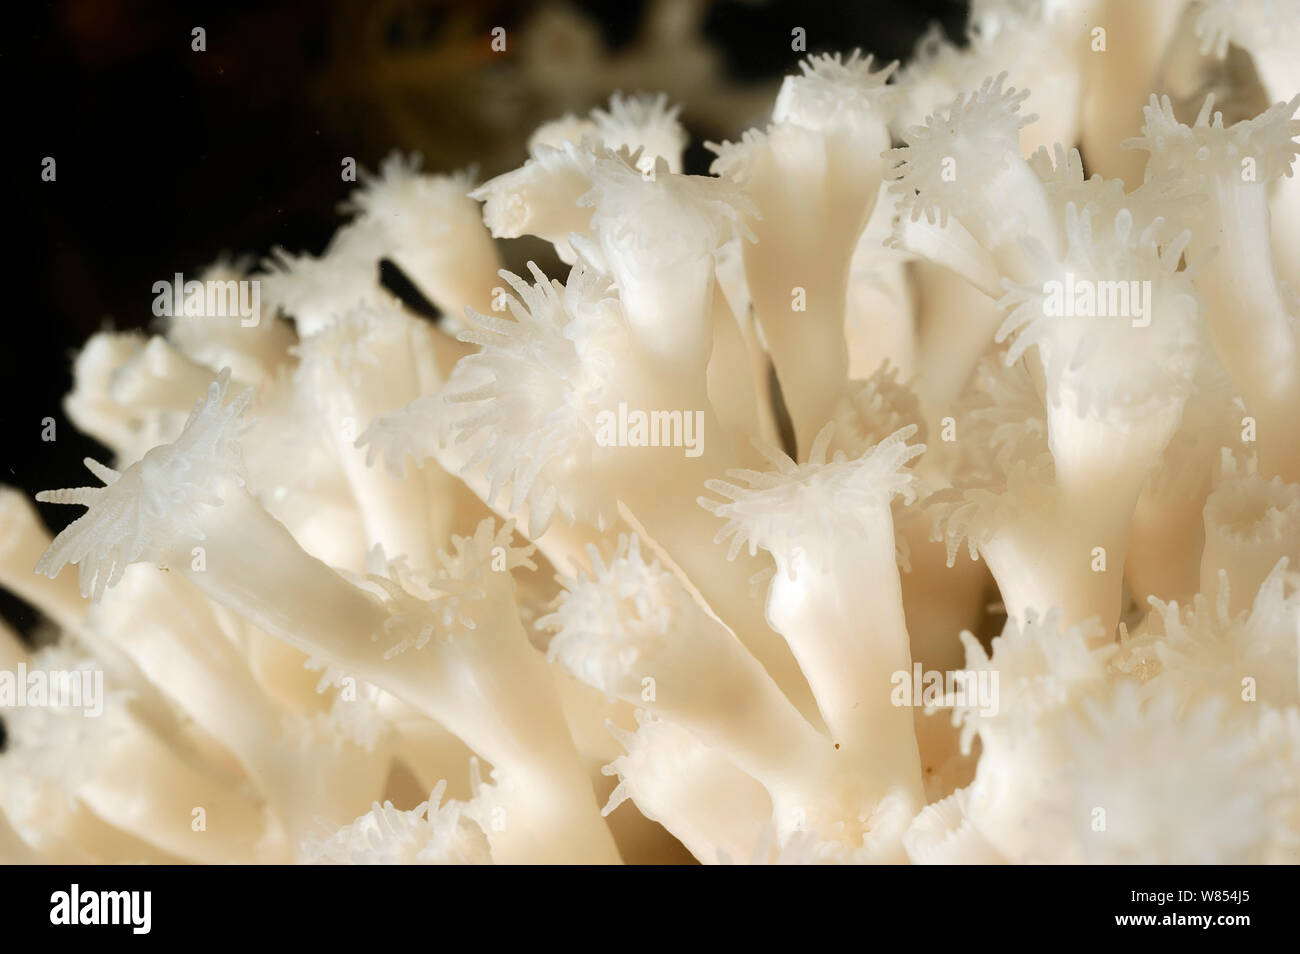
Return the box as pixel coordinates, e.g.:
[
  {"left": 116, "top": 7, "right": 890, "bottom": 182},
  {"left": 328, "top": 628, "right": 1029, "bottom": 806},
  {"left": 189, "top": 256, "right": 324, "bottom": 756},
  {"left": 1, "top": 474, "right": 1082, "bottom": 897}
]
[{"left": 5, "top": 0, "right": 1300, "bottom": 865}]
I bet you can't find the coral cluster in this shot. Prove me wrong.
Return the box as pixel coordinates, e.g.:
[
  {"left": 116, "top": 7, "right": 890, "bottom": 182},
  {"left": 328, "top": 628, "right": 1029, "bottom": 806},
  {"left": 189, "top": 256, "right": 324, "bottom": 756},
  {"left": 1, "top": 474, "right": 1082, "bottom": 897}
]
[{"left": 4, "top": 0, "right": 1300, "bottom": 863}]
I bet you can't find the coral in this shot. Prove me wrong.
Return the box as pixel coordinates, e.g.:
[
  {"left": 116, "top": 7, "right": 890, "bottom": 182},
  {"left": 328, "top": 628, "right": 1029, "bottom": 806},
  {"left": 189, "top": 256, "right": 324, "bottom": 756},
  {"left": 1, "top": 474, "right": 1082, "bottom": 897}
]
[{"left": 6, "top": 1, "right": 1300, "bottom": 865}]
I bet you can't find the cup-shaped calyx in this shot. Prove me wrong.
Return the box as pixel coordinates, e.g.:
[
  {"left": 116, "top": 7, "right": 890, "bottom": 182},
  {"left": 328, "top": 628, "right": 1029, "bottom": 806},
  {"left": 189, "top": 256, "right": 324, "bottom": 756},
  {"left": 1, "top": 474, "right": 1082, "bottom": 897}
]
[
  {"left": 1196, "top": 0, "right": 1300, "bottom": 290},
  {"left": 1125, "top": 94, "right": 1300, "bottom": 479},
  {"left": 262, "top": 220, "right": 388, "bottom": 337},
  {"left": 1140, "top": 558, "right": 1300, "bottom": 710},
  {"left": 1201, "top": 454, "right": 1300, "bottom": 615},
  {"left": 528, "top": 92, "right": 688, "bottom": 175},
  {"left": 700, "top": 425, "right": 926, "bottom": 811},
  {"left": 573, "top": 155, "right": 757, "bottom": 377},
  {"left": 893, "top": 3, "right": 1089, "bottom": 157},
  {"left": 340, "top": 155, "right": 501, "bottom": 320},
  {"left": 828, "top": 362, "right": 927, "bottom": 459},
  {"left": 472, "top": 90, "right": 691, "bottom": 263},
  {"left": 439, "top": 263, "right": 629, "bottom": 539},
  {"left": 471, "top": 142, "right": 615, "bottom": 263},
  {"left": 35, "top": 372, "right": 390, "bottom": 686},
  {"left": 36, "top": 369, "right": 251, "bottom": 601},
  {"left": 710, "top": 52, "right": 897, "bottom": 450},
  {"left": 997, "top": 200, "right": 1203, "bottom": 496},
  {"left": 905, "top": 137, "right": 1201, "bottom": 628},
  {"left": 1000, "top": 189, "right": 1204, "bottom": 624},
  {"left": 887, "top": 73, "right": 1060, "bottom": 295},
  {"left": 927, "top": 357, "right": 1113, "bottom": 629}
]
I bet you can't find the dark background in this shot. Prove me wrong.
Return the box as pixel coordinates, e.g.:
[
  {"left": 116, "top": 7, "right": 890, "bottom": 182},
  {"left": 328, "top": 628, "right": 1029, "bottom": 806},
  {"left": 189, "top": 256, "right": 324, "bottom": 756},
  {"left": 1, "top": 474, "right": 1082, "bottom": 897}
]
[{"left": 0, "top": 0, "right": 963, "bottom": 640}]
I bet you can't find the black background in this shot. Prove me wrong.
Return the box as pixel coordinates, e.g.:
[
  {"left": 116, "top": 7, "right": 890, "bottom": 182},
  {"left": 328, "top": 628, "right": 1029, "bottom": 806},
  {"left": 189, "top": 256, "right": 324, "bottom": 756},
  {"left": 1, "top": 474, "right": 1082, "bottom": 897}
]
[{"left": 2, "top": 864, "right": 1277, "bottom": 933}]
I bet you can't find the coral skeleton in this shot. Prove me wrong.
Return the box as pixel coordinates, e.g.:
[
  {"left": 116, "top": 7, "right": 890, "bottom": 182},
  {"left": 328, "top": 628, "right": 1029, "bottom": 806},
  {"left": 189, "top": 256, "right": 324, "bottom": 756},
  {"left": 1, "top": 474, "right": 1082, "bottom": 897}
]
[{"left": 6, "top": 0, "right": 1300, "bottom": 864}]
